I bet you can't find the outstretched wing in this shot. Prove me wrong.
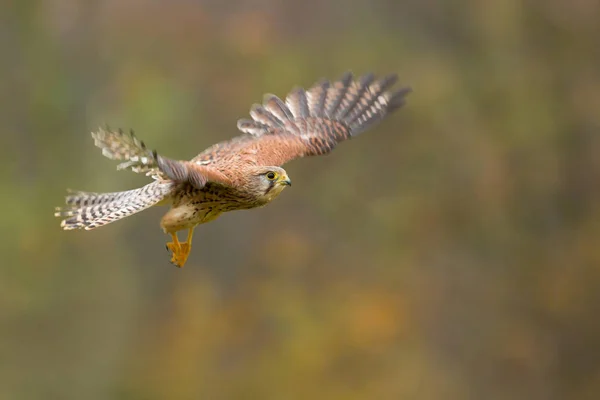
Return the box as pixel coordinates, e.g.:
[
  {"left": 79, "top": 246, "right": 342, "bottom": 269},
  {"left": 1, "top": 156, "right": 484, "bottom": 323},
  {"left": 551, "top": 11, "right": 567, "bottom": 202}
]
[
  {"left": 92, "top": 127, "right": 161, "bottom": 176},
  {"left": 91, "top": 127, "right": 233, "bottom": 188},
  {"left": 194, "top": 72, "right": 411, "bottom": 168},
  {"left": 93, "top": 72, "right": 410, "bottom": 189}
]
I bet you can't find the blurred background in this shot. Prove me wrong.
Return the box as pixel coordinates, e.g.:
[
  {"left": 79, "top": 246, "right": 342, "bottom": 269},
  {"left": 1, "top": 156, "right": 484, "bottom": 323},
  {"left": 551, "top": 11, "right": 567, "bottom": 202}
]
[{"left": 2, "top": 0, "right": 600, "bottom": 399}]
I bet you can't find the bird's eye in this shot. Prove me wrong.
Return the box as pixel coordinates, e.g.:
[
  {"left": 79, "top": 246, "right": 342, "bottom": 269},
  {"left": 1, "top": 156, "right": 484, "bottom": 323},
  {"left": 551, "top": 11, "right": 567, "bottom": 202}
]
[{"left": 266, "top": 171, "right": 277, "bottom": 180}]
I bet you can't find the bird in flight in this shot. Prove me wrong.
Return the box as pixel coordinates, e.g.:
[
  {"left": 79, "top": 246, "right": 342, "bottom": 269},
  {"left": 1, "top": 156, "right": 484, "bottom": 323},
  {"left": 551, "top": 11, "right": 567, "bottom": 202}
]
[{"left": 55, "top": 72, "right": 411, "bottom": 267}]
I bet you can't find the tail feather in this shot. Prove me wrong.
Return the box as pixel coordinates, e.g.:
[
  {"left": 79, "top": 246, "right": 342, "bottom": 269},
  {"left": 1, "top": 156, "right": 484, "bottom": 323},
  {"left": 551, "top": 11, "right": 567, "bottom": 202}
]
[
  {"left": 237, "top": 71, "right": 411, "bottom": 139},
  {"left": 55, "top": 181, "right": 174, "bottom": 230}
]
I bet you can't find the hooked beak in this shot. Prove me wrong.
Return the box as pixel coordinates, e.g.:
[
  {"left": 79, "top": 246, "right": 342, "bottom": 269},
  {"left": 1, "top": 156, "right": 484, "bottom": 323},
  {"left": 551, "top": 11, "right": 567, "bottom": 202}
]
[{"left": 280, "top": 178, "right": 292, "bottom": 187}]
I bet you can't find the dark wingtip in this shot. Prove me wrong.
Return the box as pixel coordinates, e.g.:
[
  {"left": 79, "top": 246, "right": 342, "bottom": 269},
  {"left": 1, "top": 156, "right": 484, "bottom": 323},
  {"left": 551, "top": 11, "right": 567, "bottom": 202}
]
[
  {"left": 340, "top": 71, "right": 353, "bottom": 84},
  {"left": 359, "top": 72, "right": 376, "bottom": 87},
  {"left": 379, "top": 74, "right": 399, "bottom": 92},
  {"left": 387, "top": 86, "right": 412, "bottom": 112}
]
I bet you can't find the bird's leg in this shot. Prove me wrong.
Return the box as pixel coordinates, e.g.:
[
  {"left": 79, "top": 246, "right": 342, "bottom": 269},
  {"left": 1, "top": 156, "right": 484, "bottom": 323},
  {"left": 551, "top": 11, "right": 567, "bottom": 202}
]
[
  {"left": 166, "top": 233, "right": 181, "bottom": 266},
  {"left": 178, "top": 228, "right": 194, "bottom": 263},
  {"left": 166, "top": 228, "right": 194, "bottom": 268}
]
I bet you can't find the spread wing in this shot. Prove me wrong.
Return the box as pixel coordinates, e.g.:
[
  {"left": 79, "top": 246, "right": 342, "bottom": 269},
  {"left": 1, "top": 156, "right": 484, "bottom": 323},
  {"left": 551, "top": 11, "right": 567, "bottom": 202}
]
[
  {"left": 91, "top": 127, "right": 233, "bottom": 188},
  {"left": 92, "top": 72, "right": 410, "bottom": 189},
  {"left": 193, "top": 72, "right": 411, "bottom": 168}
]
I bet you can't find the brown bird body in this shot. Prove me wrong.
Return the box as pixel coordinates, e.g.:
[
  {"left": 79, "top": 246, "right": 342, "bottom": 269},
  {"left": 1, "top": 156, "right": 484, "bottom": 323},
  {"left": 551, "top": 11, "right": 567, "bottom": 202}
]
[{"left": 55, "top": 72, "right": 411, "bottom": 267}]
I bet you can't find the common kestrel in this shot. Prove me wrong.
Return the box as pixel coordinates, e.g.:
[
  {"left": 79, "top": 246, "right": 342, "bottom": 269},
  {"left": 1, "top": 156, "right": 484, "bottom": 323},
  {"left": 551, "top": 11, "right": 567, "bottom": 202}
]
[{"left": 55, "top": 72, "right": 411, "bottom": 267}]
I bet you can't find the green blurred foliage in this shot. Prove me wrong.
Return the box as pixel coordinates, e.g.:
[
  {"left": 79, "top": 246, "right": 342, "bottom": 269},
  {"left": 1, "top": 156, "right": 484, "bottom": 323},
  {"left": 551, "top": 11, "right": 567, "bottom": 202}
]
[{"left": 1, "top": 0, "right": 600, "bottom": 399}]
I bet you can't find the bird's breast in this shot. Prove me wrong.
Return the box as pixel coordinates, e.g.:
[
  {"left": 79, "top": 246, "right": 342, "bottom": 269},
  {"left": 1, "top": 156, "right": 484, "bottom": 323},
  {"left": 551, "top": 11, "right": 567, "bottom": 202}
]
[{"left": 174, "top": 184, "right": 264, "bottom": 212}]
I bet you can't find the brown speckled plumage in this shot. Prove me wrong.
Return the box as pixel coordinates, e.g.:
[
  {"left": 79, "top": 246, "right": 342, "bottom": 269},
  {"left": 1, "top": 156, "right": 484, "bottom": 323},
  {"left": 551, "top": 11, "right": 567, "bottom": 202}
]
[{"left": 55, "top": 72, "right": 411, "bottom": 267}]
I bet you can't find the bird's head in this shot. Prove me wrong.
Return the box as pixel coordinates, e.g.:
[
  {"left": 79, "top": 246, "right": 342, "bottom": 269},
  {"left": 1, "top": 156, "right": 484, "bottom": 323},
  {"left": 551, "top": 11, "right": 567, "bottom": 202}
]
[{"left": 244, "top": 166, "right": 291, "bottom": 204}]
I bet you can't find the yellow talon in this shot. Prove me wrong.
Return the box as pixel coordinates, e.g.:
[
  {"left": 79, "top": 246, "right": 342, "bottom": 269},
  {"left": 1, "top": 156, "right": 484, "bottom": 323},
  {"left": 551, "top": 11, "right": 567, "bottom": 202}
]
[{"left": 166, "top": 229, "right": 194, "bottom": 268}]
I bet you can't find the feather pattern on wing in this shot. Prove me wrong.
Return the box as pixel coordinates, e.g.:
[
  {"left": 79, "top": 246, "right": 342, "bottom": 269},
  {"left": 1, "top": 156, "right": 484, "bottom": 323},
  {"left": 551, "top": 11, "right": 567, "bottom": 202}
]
[
  {"left": 92, "top": 127, "right": 161, "bottom": 177},
  {"left": 91, "top": 127, "right": 233, "bottom": 189},
  {"left": 193, "top": 72, "right": 411, "bottom": 169}
]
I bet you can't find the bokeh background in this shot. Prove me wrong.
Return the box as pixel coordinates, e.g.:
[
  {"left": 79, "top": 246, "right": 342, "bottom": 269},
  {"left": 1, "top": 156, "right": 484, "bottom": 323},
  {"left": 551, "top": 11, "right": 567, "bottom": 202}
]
[{"left": 2, "top": 0, "right": 600, "bottom": 399}]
